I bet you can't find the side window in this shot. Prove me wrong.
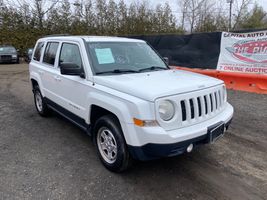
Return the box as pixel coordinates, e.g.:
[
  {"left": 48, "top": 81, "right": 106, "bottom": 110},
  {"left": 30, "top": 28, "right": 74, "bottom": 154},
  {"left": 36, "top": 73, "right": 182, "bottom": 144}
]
[
  {"left": 59, "top": 43, "right": 82, "bottom": 69},
  {"left": 33, "top": 42, "right": 44, "bottom": 61},
  {"left": 43, "top": 42, "right": 59, "bottom": 65}
]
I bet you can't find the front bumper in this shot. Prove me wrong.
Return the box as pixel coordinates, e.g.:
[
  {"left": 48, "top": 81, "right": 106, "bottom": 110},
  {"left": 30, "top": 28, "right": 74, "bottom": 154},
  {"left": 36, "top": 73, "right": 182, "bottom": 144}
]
[
  {"left": 128, "top": 119, "right": 232, "bottom": 160},
  {"left": 126, "top": 103, "right": 233, "bottom": 161}
]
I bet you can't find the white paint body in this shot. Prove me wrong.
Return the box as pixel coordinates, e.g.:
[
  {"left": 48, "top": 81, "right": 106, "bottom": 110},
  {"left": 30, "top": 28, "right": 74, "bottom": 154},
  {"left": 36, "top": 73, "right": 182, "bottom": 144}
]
[{"left": 29, "top": 36, "right": 234, "bottom": 147}]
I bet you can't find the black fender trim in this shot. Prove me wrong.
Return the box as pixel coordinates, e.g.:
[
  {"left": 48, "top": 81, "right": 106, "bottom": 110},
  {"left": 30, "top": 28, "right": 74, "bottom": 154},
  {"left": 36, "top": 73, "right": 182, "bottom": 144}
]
[{"left": 44, "top": 97, "right": 91, "bottom": 135}]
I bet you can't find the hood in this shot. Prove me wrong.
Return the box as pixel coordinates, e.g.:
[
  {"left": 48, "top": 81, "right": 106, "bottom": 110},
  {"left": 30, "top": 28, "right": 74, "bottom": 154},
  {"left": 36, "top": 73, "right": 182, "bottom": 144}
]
[{"left": 93, "top": 69, "right": 223, "bottom": 102}]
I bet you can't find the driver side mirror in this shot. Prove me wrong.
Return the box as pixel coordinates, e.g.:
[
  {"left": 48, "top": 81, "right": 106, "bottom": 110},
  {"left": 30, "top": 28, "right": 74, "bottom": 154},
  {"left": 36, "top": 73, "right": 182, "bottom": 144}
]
[
  {"left": 60, "top": 62, "right": 85, "bottom": 78},
  {"left": 163, "top": 57, "right": 169, "bottom": 65}
]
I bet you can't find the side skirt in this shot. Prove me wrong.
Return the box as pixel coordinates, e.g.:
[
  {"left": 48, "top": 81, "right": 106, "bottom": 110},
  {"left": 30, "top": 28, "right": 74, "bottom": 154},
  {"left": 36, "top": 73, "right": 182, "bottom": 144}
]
[{"left": 44, "top": 97, "right": 91, "bottom": 136}]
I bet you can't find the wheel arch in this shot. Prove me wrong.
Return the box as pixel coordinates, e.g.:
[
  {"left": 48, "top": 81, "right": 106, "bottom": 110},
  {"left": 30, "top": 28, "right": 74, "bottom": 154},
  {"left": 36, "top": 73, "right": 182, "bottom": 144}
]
[
  {"left": 30, "top": 73, "right": 45, "bottom": 96},
  {"left": 90, "top": 105, "right": 120, "bottom": 127},
  {"left": 87, "top": 93, "right": 134, "bottom": 145},
  {"left": 31, "top": 79, "right": 38, "bottom": 88}
]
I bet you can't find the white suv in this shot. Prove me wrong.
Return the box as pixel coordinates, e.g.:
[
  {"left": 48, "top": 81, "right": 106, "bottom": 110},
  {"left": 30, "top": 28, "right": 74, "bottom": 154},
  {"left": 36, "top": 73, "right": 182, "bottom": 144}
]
[{"left": 29, "top": 36, "right": 234, "bottom": 172}]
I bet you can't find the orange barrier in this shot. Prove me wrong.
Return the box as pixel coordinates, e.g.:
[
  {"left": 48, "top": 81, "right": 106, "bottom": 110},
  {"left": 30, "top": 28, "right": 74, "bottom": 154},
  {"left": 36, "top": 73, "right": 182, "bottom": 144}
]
[{"left": 175, "top": 66, "right": 267, "bottom": 94}]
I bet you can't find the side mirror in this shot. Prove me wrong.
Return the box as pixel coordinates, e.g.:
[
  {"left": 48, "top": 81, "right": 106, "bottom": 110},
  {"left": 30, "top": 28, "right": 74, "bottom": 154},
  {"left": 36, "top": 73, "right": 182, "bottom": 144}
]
[
  {"left": 163, "top": 57, "right": 169, "bottom": 65},
  {"left": 60, "top": 62, "right": 85, "bottom": 78}
]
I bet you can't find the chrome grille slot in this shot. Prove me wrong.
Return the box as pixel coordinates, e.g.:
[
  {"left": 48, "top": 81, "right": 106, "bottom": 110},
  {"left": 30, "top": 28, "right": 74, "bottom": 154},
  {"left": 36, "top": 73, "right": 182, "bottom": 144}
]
[
  {"left": 185, "top": 99, "right": 191, "bottom": 122},
  {"left": 212, "top": 92, "right": 216, "bottom": 110},
  {"left": 209, "top": 93, "right": 213, "bottom": 112},
  {"left": 204, "top": 95, "right": 208, "bottom": 114},
  {"left": 206, "top": 94, "right": 211, "bottom": 114},
  {"left": 214, "top": 92, "right": 218, "bottom": 109},
  {"left": 218, "top": 90, "right": 222, "bottom": 106}
]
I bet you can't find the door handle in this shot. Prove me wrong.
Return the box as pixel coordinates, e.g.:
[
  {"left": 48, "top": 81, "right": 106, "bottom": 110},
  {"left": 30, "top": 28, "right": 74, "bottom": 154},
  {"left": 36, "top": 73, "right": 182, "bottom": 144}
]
[{"left": 54, "top": 75, "right": 61, "bottom": 82}]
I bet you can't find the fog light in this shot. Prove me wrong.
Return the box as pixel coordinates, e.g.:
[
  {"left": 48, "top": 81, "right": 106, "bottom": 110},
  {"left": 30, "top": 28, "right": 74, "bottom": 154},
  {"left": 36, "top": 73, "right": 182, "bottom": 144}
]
[{"left": 187, "top": 144, "right": 193, "bottom": 153}]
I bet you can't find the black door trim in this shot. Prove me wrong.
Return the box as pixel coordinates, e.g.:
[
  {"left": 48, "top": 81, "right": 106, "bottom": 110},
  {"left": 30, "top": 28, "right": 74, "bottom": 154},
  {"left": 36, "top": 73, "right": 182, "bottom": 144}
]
[{"left": 44, "top": 97, "right": 91, "bottom": 135}]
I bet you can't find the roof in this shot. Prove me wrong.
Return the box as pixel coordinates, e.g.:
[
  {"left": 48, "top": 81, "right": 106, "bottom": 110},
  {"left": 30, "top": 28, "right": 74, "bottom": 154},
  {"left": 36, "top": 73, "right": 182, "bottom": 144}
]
[{"left": 40, "top": 35, "right": 145, "bottom": 43}]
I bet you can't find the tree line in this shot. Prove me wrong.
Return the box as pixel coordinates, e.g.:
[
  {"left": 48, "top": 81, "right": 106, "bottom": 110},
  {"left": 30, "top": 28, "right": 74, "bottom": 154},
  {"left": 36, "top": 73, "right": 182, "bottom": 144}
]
[
  {"left": 0, "top": 0, "right": 266, "bottom": 52},
  {"left": 180, "top": 0, "right": 267, "bottom": 33}
]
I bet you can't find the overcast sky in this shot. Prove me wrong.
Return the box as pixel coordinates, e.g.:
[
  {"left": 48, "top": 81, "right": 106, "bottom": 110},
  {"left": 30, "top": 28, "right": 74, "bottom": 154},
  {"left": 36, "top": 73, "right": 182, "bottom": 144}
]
[
  {"left": 5, "top": 0, "right": 267, "bottom": 22},
  {"left": 5, "top": 0, "right": 267, "bottom": 13},
  {"left": 118, "top": 0, "right": 267, "bottom": 27},
  {"left": 119, "top": 0, "right": 267, "bottom": 13}
]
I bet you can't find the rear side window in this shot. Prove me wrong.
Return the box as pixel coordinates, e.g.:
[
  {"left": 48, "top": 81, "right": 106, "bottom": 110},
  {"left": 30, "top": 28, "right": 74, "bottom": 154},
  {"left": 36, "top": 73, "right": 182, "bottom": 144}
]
[
  {"left": 43, "top": 42, "right": 59, "bottom": 65},
  {"left": 33, "top": 42, "right": 44, "bottom": 61},
  {"left": 59, "top": 43, "right": 82, "bottom": 69}
]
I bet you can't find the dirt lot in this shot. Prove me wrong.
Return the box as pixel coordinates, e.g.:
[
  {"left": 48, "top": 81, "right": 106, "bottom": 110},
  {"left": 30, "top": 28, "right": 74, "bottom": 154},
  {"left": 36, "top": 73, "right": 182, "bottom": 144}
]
[{"left": 0, "top": 63, "right": 266, "bottom": 200}]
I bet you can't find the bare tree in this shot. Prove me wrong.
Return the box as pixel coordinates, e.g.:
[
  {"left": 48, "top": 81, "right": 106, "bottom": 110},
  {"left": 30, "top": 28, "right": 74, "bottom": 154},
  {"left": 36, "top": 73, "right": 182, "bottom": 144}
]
[
  {"left": 33, "top": 0, "right": 59, "bottom": 28},
  {"left": 84, "top": 0, "right": 95, "bottom": 32},
  {"left": 0, "top": 0, "right": 5, "bottom": 26},
  {"left": 232, "top": 0, "right": 252, "bottom": 30},
  {"left": 10, "top": 0, "right": 59, "bottom": 29},
  {"left": 179, "top": 0, "right": 209, "bottom": 33},
  {"left": 178, "top": 0, "right": 189, "bottom": 31}
]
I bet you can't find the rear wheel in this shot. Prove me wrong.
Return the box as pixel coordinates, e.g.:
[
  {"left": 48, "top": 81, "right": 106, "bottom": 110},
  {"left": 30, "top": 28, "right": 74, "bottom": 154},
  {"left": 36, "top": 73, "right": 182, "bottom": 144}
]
[
  {"left": 94, "top": 115, "right": 132, "bottom": 172},
  {"left": 33, "top": 85, "right": 49, "bottom": 116}
]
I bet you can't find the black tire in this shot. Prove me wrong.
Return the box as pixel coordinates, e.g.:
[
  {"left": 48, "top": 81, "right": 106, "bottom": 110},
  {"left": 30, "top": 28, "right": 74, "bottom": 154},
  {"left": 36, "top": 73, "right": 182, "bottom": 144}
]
[
  {"left": 33, "top": 85, "right": 49, "bottom": 117},
  {"left": 93, "top": 114, "right": 132, "bottom": 172}
]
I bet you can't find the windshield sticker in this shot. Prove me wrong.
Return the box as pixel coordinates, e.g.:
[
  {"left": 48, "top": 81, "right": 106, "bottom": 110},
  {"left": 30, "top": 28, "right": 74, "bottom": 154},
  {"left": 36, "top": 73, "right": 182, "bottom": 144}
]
[{"left": 95, "top": 48, "right": 115, "bottom": 64}]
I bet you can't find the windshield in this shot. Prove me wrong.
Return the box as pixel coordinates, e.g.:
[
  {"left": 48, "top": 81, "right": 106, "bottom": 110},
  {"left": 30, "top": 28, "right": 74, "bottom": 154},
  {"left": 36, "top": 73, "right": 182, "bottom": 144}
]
[
  {"left": 0, "top": 46, "right": 16, "bottom": 53},
  {"left": 87, "top": 42, "right": 168, "bottom": 75}
]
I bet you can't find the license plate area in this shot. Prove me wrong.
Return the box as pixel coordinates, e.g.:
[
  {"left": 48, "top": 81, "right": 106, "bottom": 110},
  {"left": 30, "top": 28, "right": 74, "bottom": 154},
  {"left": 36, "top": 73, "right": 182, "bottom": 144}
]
[{"left": 208, "top": 122, "right": 225, "bottom": 143}]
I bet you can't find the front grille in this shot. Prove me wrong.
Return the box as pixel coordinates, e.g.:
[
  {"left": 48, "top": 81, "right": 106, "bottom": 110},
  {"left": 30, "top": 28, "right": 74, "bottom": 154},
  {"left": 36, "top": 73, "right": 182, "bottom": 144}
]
[
  {"left": 156, "top": 85, "right": 226, "bottom": 130},
  {"left": 180, "top": 88, "right": 224, "bottom": 122},
  {"left": 1, "top": 55, "right": 12, "bottom": 61}
]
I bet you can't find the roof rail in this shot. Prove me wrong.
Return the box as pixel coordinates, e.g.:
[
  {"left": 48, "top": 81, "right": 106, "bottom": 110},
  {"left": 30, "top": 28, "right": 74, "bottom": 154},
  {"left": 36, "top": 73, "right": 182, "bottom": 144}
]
[{"left": 43, "top": 34, "right": 72, "bottom": 38}]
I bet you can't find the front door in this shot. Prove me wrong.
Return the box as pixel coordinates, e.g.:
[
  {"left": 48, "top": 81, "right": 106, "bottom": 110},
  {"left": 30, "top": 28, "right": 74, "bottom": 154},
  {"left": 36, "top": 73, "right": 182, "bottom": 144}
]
[{"left": 52, "top": 42, "right": 89, "bottom": 120}]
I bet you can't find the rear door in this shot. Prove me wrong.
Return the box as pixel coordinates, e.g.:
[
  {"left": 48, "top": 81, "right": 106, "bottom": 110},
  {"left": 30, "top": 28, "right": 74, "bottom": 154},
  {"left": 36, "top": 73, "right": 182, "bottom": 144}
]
[{"left": 38, "top": 41, "right": 60, "bottom": 101}]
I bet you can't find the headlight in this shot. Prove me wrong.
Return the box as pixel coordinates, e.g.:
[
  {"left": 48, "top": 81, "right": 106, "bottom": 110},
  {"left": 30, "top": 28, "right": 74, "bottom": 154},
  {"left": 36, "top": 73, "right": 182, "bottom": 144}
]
[
  {"left": 158, "top": 100, "right": 175, "bottom": 121},
  {"left": 12, "top": 55, "right": 17, "bottom": 58}
]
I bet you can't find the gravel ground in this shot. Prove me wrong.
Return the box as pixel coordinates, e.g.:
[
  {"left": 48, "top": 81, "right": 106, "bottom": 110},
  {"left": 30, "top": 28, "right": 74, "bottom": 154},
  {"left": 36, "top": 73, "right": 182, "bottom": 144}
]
[{"left": 0, "top": 63, "right": 266, "bottom": 200}]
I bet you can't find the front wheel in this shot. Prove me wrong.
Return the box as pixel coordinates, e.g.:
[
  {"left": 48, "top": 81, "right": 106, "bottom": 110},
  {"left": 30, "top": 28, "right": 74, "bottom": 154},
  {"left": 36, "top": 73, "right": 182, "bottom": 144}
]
[{"left": 94, "top": 115, "right": 132, "bottom": 172}]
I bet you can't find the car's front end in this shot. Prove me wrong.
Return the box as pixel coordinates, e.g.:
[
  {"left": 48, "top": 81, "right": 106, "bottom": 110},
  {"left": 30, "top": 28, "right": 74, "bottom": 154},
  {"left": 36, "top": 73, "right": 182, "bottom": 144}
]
[
  {"left": 25, "top": 48, "right": 33, "bottom": 63},
  {"left": 126, "top": 84, "right": 233, "bottom": 160},
  {"left": 93, "top": 69, "right": 234, "bottom": 161},
  {"left": 0, "top": 46, "right": 18, "bottom": 64}
]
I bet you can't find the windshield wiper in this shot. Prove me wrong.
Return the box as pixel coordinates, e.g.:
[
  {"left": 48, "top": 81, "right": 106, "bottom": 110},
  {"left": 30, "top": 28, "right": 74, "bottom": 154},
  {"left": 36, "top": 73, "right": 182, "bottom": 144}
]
[
  {"left": 138, "top": 66, "right": 168, "bottom": 72},
  {"left": 96, "top": 69, "right": 139, "bottom": 75}
]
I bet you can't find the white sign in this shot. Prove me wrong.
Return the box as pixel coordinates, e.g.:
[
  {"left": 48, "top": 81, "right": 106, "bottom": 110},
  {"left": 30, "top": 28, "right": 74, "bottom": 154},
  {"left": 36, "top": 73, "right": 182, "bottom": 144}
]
[
  {"left": 95, "top": 48, "right": 115, "bottom": 64},
  {"left": 217, "top": 31, "right": 267, "bottom": 74}
]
